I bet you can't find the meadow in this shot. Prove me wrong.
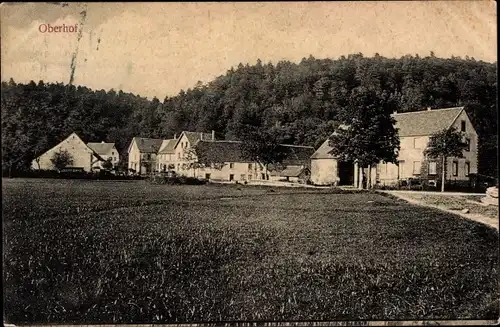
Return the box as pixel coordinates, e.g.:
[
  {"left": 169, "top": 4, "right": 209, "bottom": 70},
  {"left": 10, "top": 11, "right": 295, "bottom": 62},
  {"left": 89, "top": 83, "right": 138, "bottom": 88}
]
[{"left": 2, "top": 178, "right": 498, "bottom": 323}]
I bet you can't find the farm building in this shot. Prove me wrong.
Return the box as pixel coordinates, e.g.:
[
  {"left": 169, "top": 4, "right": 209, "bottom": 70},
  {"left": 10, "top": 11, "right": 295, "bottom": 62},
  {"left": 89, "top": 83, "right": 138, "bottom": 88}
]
[
  {"left": 31, "top": 132, "right": 105, "bottom": 172},
  {"left": 191, "top": 140, "right": 314, "bottom": 183},
  {"left": 127, "top": 137, "right": 164, "bottom": 175},
  {"left": 128, "top": 131, "right": 215, "bottom": 175},
  {"left": 270, "top": 166, "right": 311, "bottom": 183},
  {"left": 311, "top": 106, "right": 478, "bottom": 186},
  {"left": 87, "top": 141, "right": 120, "bottom": 170}
]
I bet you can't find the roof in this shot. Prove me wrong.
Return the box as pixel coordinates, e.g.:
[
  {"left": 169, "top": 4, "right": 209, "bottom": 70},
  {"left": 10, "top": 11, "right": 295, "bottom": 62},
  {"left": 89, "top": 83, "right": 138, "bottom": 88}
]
[
  {"left": 280, "top": 144, "right": 315, "bottom": 166},
  {"left": 195, "top": 140, "right": 314, "bottom": 164},
  {"left": 132, "top": 137, "right": 164, "bottom": 153},
  {"left": 311, "top": 139, "right": 336, "bottom": 159},
  {"left": 279, "top": 166, "right": 309, "bottom": 177},
  {"left": 392, "top": 107, "right": 465, "bottom": 137},
  {"left": 34, "top": 132, "right": 105, "bottom": 162},
  {"left": 183, "top": 131, "right": 214, "bottom": 146},
  {"left": 87, "top": 142, "right": 116, "bottom": 155},
  {"left": 158, "top": 139, "right": 177, "bottom": 154}
]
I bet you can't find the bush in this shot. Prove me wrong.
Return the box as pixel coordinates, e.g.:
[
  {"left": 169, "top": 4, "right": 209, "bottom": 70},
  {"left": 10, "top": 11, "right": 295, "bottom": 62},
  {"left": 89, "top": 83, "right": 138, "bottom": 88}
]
[
  {"left": 148, "top": 175, "right": 207, "bottom": 185},
  {"left": 3, "top": 169, "right": 145, "bottom": 181}
]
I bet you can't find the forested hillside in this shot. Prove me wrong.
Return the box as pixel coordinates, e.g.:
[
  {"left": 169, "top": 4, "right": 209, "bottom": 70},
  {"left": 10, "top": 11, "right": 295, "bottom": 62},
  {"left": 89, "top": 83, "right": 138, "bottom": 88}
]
[{"left": 1, "top": 53, "right": 497, "bottom": 176}]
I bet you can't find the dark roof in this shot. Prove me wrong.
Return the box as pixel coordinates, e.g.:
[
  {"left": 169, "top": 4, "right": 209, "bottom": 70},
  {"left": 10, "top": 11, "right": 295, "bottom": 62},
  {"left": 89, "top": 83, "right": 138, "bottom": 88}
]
[
  {"left": 393, "top": 107, "right": 464, "bottom": 137},
  {"left": 281, "top": 144, "right": 315, "bottom": 166},
  {"left": 158, "top": 139, "right": 177, "bottom": 154},
  {"left": 87, "top": 142, "right": 116, "bottom": 155},
  {"left": 280, "top": 166, "right": 309, "bottom": 177},
  {"left": 195, "top": 140, "right": 314, "bottom": 164},
  {"left": 195, "top": 140, "right": 250, "bottom": 162},
  {"left": 133, "top": 137, "right": 164, "bottom": 153}
]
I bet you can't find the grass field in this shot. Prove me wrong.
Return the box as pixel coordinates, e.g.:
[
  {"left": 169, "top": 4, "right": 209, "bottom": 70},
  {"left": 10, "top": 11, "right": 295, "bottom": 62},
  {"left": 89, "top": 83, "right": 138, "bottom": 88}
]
[{"left": 3, "top": 178, "right": 498, "bottom": 323}]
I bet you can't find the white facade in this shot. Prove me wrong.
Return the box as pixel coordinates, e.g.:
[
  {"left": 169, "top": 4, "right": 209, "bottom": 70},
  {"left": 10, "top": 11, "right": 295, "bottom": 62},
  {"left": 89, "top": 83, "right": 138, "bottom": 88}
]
[{"left": 31, "top": 133, "right": 101, "bottom": 172}]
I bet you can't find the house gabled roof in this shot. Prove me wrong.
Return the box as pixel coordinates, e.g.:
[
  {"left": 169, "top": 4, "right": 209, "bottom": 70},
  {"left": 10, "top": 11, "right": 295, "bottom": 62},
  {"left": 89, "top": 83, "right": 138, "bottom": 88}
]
[
  {"left": 195, "top": 140, "right": 314, "bottom": 165},
  {"left": 311, "top": 139, "right": 336, "bottom": 159},
  {"left": 34, "top": 132, "right": 105, "bottom": 162},
  {"left": 87, "top": 142, "right": 116, "bottom": 155},
  {"left": 158, "top": 139, "right": 177, "bottom": 154},
  {"left": 130, "top": 137, "right": 164, "bottom": 153},
  {"left": 392, "top": 107, "right": 465, "bottom": 137},
  {"left": 174, "top": 131, "right": 214, "bottom": 149}
]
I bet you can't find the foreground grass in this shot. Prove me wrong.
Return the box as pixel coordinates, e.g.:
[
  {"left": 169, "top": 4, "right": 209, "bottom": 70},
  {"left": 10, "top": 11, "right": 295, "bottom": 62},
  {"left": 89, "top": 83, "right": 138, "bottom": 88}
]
[{"left": 3, "top": 178, "right": 498, "bottom": 323}]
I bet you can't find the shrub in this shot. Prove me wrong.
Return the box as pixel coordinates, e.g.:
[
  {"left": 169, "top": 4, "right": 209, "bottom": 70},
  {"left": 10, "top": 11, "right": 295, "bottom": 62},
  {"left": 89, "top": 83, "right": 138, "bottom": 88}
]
[{"left": 148, "top": 175, "right": 206, "bottom": 185}]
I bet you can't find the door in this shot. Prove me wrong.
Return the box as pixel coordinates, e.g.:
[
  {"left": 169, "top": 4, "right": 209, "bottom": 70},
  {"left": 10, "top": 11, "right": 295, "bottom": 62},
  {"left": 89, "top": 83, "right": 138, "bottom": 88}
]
[{"left": 338, "top": 161, "right": 355, "bottom": 186}]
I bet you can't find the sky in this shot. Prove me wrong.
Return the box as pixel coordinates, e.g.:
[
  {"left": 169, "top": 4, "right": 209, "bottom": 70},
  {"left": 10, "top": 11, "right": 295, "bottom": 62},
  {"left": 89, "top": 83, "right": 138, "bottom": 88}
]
[{"left": 1, "top": 1, "right": 497, "bottom": 100}]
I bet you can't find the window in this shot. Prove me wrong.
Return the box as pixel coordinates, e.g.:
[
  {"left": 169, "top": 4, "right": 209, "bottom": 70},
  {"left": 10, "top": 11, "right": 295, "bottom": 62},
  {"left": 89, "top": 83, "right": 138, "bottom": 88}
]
[
  {"left": 229, "top": 163, "right": 234, "bottom": 169},
  {"left": 229, "top": 174, "right": 234, "bottom": 181},
  {"left": 452, "top": 161, "right": 458, "bottom": 176},
  {"left": 248, "top": 163, "right": 252, "bottom": 170},
  {"left": 428, "top": 162, "right": 437, "bottom": 175},
  {"left": 413, "top": 138, "right": 419, "bottom": 149},
  {"left": 178, "top": 153, "right": 181, "bottom": 160},
  {"left": 177, "top": 163, "right": 180, "bottom": 171},
  {"left": 465, "top": 162, "right": 470, "bottom": 176},
  {"left": 248, "top": 174, "right": 252, "bottom": 180},
  {"left": 147, "top": 154, "right": 151, "bottom": 160},
  {"left": 261, "top": 173, "right": 266, "bottom": 180},
  {"left": 398, "top": 160, "right": 405, "bottom": 178},
  {"left": 240, "top": 174, "right": 246, "bottom": 181},
  {"left": 461, "top": 120, "right": 466, "bottom": 132},
  {"left": 412, "top": 161, "right": 421, "bottom": 175},
  {"left": 112, "top": 151, "right": 114, "bottom": 155},
  {"left": 205, "top": 173, "right": 211, "bottom": 179},
  {"left": 465, "top": 138, "right": 470, "bottom": 152}
]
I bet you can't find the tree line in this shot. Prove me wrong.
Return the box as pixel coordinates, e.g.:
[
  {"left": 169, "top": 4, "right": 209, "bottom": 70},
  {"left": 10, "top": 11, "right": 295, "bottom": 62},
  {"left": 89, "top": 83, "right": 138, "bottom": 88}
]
[{"left": 1, "top": 53, "right": 497, "bottom": 177}]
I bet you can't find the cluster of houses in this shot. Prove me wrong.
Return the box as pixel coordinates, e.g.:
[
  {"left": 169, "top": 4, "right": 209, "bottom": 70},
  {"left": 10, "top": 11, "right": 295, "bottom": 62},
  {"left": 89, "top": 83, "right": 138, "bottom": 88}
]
[{"left": 32, "top": 106, "right": 478, "bottom": 186}]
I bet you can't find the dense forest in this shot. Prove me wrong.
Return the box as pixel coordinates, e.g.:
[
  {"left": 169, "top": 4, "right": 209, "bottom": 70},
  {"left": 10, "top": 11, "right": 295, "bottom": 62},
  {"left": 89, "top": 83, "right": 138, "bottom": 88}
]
[{"left": 1, "top": 53, "right": 497, "bottom": 176}]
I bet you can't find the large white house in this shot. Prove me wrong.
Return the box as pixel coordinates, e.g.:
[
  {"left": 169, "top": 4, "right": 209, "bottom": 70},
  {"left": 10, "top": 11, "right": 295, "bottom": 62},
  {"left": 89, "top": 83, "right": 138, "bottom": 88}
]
[
  {"left": 31, "top": 132, "right": 105, "bottom": 172},
  {"left": 310, "top": 106, "right": 478, "bottom": 186}
]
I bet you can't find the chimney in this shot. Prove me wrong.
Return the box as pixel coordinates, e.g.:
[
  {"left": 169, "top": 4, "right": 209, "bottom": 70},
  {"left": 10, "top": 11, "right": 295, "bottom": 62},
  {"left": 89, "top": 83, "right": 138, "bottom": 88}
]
[
  {"left": 200, "top": 132, "right": 203, "bottom": 140},
  {"left": 174, "top": 133, "right": 177, "bottom": 139},
  {"left": 101, "top": 141, "right": 105, "bottom": 143},
  {"left": 212, "top": 130, "right": 215, "bottom": 141},
  {"left": 427, "top": 107, "right": 432, "bottom": 111}
]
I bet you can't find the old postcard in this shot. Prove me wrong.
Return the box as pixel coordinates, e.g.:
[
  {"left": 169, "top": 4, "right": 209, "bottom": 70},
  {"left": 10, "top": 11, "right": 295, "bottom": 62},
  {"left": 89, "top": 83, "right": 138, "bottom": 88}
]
[{"left": 1, "top": 1, "right": 498, "bottom": 326}]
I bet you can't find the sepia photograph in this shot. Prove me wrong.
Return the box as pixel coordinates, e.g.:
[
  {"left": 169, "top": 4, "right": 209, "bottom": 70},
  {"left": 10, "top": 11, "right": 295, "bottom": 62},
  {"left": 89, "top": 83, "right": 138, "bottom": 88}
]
[{"left": 1, "top": 1, "right": 498, "bottom": 326}]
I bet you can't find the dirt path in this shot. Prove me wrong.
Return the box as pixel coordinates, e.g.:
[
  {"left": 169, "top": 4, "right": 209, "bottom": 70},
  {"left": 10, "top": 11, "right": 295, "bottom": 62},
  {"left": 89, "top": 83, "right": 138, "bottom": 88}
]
[{"left": 379, "top": 190, "right": 498, "bottom": 230}]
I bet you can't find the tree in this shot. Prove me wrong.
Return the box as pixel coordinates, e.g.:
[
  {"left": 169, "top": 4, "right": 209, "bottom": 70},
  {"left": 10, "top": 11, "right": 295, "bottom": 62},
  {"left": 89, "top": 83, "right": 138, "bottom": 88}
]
[
  {"left": 181, "top": 147, "right": 205, "bottom": 177},
  {"left": 193, "top": 142, "right": 227, "bottom": 171},
  {"left": 424, "top": 127, "right": 468, "bottom": 192},
  {"left": 237, "top": 125, "right": 290, "bottom": 180},
  {"left": 50, "top": 149, "right": 74, "bottom": 171},
  {"left": 102, "top": 158, "right": 113, "bottom": 171},
  {"left": 328, "top": 87, "right": 400, "bottom": 189}
]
